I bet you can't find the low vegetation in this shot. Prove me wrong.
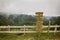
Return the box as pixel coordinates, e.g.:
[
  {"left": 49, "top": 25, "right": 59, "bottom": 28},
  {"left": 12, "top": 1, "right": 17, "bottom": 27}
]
[{"left": 0, "top": 33, "right": 60, "bottom": 40}]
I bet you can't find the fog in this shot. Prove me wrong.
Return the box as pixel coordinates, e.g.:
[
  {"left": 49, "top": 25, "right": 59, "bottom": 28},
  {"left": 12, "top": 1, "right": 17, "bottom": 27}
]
[{"left": 0, "top": 0, "right": 60, "bottom": 16}]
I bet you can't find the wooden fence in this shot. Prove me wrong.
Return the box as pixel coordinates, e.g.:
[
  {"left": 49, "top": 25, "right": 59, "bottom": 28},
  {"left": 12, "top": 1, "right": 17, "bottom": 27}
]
[{"left": 0, "top": 25, "right": 60, "bottom": 33}]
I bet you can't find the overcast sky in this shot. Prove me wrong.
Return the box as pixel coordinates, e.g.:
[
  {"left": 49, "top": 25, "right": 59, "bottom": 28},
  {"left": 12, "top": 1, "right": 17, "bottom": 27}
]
[{"left": 0, "top": 0, "right": 60, "bottom": 16}]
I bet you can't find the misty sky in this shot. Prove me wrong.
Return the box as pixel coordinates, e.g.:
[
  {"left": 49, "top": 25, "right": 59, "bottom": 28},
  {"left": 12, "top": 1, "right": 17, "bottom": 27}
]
[{"left": 0, "top": 0, "right": 60, "bottom": 16}]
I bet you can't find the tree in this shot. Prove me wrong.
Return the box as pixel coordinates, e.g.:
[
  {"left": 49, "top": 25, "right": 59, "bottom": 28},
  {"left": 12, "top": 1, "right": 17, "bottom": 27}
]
[
  {"left": 56, "top": 16, "right": 60, "bottom": 25},
  {"left": 50, "top": 17, "right": 57, "bottom": 25},
  {"left": 43, "top": 17, "right": 49, "bottom": 25},
  {"left": 0, "top": 15, "right": 8, "bottom": 26}
]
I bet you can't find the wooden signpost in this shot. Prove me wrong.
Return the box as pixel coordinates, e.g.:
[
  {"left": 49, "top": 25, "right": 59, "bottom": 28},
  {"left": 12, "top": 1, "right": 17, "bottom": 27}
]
[
  {"left": 35, "top": 12, "right": 43, "bottom": 40},
  {"left": 35, "top": 12, "right": 43, "bottom": 33}
]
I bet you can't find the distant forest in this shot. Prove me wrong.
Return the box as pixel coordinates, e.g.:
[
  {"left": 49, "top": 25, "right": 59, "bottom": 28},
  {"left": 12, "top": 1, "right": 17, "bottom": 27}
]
[{"left": 0, "top": 12, "right": 60, "bottom": 26}]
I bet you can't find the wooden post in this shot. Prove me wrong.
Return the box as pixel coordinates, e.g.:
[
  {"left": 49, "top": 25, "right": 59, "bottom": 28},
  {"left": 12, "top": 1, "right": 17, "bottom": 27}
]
[
  {"left": 48, "top": 21, "right": 50, "bottom": 40},
  {"left": 35, "top": 12, "right": 43, "bottom": 40},
  {"left": 54, "top": 24, "right": 57, "bottom": 40},
  {"left": 54, "top": 24, "right": 57, "bottom": 35},
  {"left": 24, "top": 25, "right": 26, "bottom": 35},
  {"left": 35, "top": 12, "right": 43, "bottom": 33},
  {"left": 8, "top": 25, "right": 10, "bottom": 31}
]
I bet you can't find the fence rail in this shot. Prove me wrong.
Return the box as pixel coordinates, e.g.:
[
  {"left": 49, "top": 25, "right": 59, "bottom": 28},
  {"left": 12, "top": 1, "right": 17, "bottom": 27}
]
[
  {"left": 0, "top": 31, "right": 60, "bottom": 33},
  {"left": 0, "top": 25, "right": 60, "bottom": 28}
]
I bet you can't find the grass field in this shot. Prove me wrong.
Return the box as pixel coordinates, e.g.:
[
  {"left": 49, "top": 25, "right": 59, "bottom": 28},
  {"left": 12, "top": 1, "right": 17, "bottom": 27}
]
[{"left": 0, "top": 32, "right": 60, "bottom": 40}]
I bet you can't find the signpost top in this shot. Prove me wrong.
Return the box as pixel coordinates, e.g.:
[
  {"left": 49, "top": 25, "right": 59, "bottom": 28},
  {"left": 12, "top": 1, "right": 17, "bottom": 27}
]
[
  {"left": 35, "top": 12, "right": 43, "bottom": 14},
  {"left": 35, "top": 12, "right": 43, "bottom": 17}
]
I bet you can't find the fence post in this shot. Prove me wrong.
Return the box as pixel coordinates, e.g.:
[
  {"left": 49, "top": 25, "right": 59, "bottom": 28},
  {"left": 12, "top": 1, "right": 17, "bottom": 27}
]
[
  {"left": 24, "top": 25, "right": 26, "bottom": 35},
  {"left": 47, "top": 21, "right": 50, "bottom": 40},
  {"left": 8, "top": 25, "right": 10, "bottom": 31},
  {"left": 54, "top": 24, "right": 57, "bottom": 40}
]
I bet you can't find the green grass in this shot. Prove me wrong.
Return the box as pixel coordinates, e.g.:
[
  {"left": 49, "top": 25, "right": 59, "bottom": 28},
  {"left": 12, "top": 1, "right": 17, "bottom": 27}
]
[{"left": 0, "top": 32, "right": 60, "bottom": 40}]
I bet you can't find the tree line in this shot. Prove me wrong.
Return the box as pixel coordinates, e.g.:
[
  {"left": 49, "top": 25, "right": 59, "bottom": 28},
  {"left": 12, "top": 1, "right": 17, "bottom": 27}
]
[{"left": 0, "top": 12, "right": 60, "bottom": 26}]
